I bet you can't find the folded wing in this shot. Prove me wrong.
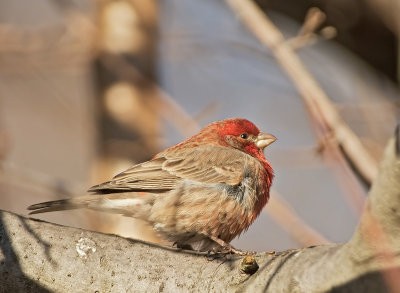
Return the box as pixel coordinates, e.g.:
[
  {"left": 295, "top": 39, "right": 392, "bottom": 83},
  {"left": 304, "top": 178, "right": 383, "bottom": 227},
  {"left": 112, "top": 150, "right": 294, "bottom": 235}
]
[
  {"left": 28, "top": 146, "right": 246, "bottom": 215},
  {"left": 89, "top": 146, "right": 245, "bottom": 194}
]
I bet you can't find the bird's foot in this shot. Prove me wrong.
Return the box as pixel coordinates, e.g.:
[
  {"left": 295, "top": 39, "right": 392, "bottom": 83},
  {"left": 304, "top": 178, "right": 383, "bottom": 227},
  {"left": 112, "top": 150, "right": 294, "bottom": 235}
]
[
  {"left": 219, "top": 245, "right": 256, "bottom": 256},
  {"left": 208, "top": 235, "right": 255, "bottom": 256}
]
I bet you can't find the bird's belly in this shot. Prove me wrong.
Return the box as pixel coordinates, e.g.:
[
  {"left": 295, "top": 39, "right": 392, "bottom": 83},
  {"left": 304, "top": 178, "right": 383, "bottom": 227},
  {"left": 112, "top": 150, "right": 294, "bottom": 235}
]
[{"left": 149, "top": 181, "right": 255, "bottom": 245}]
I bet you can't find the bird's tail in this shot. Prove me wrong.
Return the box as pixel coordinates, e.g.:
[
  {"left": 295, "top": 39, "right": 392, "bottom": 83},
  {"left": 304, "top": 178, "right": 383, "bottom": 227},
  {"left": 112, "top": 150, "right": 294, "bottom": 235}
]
[
  {"left": 27, "top": 195, "right": 98, "bottom": 215},
  {"left": 27, "top": 193, "right": 152, "bottom": 217}
]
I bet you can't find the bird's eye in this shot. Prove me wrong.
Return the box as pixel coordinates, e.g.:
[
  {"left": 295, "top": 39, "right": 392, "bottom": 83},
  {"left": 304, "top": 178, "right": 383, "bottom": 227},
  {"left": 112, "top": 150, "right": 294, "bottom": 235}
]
[{"left": 240, "top": 133, "right": 248, "bottom": 139}]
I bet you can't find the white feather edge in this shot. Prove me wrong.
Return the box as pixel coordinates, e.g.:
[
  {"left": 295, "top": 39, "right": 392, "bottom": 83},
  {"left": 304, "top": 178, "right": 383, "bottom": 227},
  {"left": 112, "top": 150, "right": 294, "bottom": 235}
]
[{"left": 87, "top": 198, "right": 144, "bottom": 216}]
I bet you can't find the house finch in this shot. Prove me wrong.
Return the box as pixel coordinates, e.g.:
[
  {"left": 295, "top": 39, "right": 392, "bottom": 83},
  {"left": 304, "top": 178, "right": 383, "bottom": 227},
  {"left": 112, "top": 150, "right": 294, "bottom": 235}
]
[{"left": 28, "top": 118, "right": 276, "bottom": 254}]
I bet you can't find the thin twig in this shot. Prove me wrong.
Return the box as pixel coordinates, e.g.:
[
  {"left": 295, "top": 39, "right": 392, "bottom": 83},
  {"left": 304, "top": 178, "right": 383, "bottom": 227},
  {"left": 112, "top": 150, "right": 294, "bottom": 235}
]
[
  {"left": 286, "top": 7, "right": 326, "bottom": 50},
  {"left": 225, "top": 0, "right": 378, "bottom": 185}
]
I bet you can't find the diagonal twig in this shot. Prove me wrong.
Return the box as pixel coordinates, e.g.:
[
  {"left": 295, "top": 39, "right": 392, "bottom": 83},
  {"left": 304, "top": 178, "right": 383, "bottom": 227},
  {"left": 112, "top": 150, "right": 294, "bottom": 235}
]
[
  {"left": 225, "top": 0, "right": 374, "bottom": 215},
  {"left": 225, "top": 0, "right": 378, "bottom": 186}
]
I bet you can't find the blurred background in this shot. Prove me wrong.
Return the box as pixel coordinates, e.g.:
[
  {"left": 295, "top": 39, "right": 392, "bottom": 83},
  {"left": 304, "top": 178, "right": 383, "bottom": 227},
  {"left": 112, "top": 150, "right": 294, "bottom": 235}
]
[{"left": 0, "top": 0, "right": 399, "bottom": 252}]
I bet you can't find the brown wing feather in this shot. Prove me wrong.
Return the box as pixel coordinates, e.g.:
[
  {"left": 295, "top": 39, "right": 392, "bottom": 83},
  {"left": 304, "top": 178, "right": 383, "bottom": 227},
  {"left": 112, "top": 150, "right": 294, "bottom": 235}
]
[
  {"left": 88, "top": 157, "right": 179, "bottom": 193},
  {"left": 88, "top": 146, "right": 245, "bottom": 193},
  {"left": 162, "top": 146, "right": 244, "bottom": 185}
]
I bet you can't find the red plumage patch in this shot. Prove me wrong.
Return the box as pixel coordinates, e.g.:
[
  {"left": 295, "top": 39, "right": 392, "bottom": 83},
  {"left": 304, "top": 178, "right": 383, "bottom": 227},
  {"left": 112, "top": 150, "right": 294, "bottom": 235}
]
[{"left": 218, "top": 118, "right": 260, "bottom": 137}]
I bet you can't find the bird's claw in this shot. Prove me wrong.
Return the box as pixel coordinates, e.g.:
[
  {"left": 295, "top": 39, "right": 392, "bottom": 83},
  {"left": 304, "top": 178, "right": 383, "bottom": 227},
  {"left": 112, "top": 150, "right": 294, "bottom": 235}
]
[{"left": 214, "top": 244, "right": 255, "bottom": 256}]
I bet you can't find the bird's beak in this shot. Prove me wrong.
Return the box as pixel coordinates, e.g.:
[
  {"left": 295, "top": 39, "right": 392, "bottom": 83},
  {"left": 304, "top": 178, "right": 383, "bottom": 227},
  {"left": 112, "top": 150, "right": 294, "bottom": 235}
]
[{"left": 255, "top": 132, "right": 277, "bottom": 149}]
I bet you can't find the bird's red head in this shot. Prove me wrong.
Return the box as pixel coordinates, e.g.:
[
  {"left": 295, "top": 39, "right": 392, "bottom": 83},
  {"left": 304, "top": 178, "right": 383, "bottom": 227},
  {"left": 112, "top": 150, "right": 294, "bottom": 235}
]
[{"left": 215, "top": 118, "right": 276, "bottom": 161}]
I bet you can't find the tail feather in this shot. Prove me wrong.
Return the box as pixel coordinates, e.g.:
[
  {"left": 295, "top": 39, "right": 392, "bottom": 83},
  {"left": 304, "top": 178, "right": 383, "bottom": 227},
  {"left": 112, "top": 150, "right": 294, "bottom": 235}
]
[
  {"left": 27, "top": 193, "right": 153, "bottom": 217},
  {"left": 27, "top": 198, "right": 89, "bottom": 215}
]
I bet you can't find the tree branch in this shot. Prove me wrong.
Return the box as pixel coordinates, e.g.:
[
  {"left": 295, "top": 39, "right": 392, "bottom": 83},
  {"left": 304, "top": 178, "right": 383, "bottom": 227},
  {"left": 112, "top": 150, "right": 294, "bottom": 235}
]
[{"left": 225, "top": 0, "right": 378, "bottom": 185}]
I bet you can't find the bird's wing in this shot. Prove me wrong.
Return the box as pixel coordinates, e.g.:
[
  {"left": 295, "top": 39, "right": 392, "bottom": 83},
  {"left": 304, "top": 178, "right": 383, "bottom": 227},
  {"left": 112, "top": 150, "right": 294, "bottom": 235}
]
[
  {"left": 88, "top": 157, "right": 179, "bottom": 193},
  {"left": 28, "top": 146, "right": 247, "bottom": 215},
  {"left": 162, "top": 146, "right": 245, "bottom": 185},
  {"left": 88, "top": 146, "right": 245, "bottom": 193}
]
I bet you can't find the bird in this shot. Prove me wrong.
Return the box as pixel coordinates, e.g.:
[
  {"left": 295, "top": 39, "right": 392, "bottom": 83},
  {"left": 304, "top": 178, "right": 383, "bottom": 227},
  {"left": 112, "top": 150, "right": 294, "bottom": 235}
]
[{"left": 28, "top": 118, "right": 276, "bottom": 254}]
